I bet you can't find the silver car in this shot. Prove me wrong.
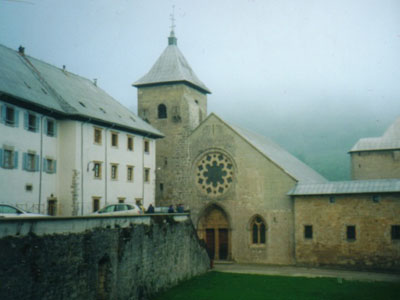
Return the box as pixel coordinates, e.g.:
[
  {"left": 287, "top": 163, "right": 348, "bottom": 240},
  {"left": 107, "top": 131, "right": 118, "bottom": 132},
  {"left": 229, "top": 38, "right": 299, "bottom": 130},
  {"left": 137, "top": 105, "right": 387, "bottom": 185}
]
[
  {"left": 0, "top": 204, "right": 47, "bottom": 218},
  {"left": 92, "top": 203, "right": 142, "bottom": 216}
]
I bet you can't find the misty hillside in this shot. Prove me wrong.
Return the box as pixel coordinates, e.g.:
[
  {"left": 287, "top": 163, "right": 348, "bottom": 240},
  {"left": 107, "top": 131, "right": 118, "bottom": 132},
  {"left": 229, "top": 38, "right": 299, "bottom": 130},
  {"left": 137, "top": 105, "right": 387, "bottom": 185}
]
[{"left": 213, "top": 98, "right": 399, "bottom": 181}]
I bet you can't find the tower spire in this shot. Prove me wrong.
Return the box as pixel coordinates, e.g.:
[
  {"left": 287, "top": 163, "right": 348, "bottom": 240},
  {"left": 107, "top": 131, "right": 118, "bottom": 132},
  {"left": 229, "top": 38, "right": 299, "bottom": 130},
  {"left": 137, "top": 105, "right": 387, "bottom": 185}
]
[{"left": 168, "top": 5, "right": 177, "bottom": 46}]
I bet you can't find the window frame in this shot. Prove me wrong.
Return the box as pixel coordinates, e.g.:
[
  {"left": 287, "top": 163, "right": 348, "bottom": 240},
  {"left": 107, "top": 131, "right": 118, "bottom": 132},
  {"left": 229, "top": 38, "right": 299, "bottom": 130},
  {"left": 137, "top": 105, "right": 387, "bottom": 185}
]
[
  {"left": 110, "top": 163, "right": 118, "bottom": 180},
  {"left": 111, "top": 132, "right": 119, "bottom": 147},
  {"left": 391, "top": 225, "right": 400, "bottom": 240},
  {"left": 157, "top": 103, "right": 167, "bottom": 119},
  {"left": 45, "top": 118, "right": 56, "bottom": 137},
  {"left": 23, "top": 152, "right": 38, "bottom": 172},
  {"left": 304, "top": 225, "right": 313, "bottom": 239},
  {"left": 1, "top": 148, "right": 18, "bottom": 169},
  {"left": 250, "top": 215, "right": 266, "bottom": 245},
  {"left": 144, "top": 140, "right": 150, "bottom": 154},
  {"left": 346, "top": 225, "right": 356, "bottom": 241},
  {"left": 44, "top": 157, "right": 56, "bottom": 174},
  {"left": 144, "top": 168, "right": 150, "bottom": 183},
  {"left": 127, "top": 135, "right": 134, "bottom": 151},
  {"left": 92, "top": 197, "right": 101, "bottom": 212},
  {"left": 94, "top": 127, "right": 102, "bottom": 145},
  {"left": 127, "top": 165, "right": 134, "bottom": 182},
  {"left": 93, "top": 161, "right": 102, "bottom": 179}
]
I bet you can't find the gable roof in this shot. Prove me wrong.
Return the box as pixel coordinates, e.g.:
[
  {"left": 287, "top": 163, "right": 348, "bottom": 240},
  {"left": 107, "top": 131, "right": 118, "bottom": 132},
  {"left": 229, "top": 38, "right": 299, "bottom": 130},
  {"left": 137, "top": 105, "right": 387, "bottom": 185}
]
[
  {"left": 0, "top": 44, "right": 163, "bottom": 138},
  {"left": 133, "top": 36, "right": 211, "bottom": 94},
  {"left": 350, "top": 116, "right": 400, "bottom": 152},
  {"left": 288, "top": 179, "right": 400, "bottom": 196},
  {"left": 197, "top": 113, "right": 328, "bottom": 184}
]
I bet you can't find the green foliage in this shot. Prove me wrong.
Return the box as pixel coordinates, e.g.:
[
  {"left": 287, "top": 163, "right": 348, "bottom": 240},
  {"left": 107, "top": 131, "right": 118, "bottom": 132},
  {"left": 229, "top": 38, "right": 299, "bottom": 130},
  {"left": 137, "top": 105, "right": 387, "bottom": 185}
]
[{"left": 151, "top": 271, "right": 400, "bottom": 300}]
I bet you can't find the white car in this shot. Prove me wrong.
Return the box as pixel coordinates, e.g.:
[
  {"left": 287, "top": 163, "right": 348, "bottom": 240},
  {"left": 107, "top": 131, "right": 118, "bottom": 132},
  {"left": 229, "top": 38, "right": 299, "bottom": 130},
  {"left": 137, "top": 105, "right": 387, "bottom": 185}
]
[
  {"left": 92, "top": 203, "right": 142, "bottom": 216},
  {"left": 0, "top": 204, "right": 47, "bottom": 218}
]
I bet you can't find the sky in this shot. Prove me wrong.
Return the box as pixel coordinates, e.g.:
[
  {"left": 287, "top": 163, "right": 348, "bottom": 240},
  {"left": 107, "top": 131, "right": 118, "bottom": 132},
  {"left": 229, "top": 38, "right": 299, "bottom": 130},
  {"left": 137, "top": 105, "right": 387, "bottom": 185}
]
[{"left": 1, "top": 0, "right": 400, "bottom": 179}]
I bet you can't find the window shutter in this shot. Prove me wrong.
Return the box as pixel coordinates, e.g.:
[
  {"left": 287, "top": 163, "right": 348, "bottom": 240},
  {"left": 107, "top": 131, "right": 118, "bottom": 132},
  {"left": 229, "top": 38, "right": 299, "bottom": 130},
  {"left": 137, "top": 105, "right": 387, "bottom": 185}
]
[
  {"left": 35, "top": 155, "right": 39, "bottom": 171},
  {"left": 23, "top": 153, "right": 27, "bottom": 170},
  {"left": 35, "top": 115, "right": 40, "bottom": 132},
  {"left": 53, "top": 160, "right": 57, "bottom": 173},
  {"left": 53, "top": 121, "right": 57, "bottom": 137},
  {"left": 43, "top": 158, "right": 47, "bottom": 173},
  {"left": 13, "top": 151, "right": 18, "bottom": 169},
  {"left": 14, "top": 108, "right": 19, "bottom": 127},
  {"left": 1, "top": 105, "right": 6, "bottom": 124},
  {"left": 0, "top": 149, "right": 3, "bottom": 167},
  {"left": 24, "top": 111, "right": 29, "bottom": 130}
]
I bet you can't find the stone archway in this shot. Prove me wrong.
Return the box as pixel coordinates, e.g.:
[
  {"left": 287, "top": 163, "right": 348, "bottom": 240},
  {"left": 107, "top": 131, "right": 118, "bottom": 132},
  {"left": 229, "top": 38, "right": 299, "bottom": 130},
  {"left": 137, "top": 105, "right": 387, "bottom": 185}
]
[{"left": 197, "top": 204, "right": 231, "bottom": 261}]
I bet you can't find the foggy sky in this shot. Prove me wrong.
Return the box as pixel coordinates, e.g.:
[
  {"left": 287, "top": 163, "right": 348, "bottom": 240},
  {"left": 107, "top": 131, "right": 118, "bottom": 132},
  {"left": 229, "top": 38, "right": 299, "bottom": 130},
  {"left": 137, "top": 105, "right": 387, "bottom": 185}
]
[{"left": 1, "top": 0, "right": 400, "bottom": 179}]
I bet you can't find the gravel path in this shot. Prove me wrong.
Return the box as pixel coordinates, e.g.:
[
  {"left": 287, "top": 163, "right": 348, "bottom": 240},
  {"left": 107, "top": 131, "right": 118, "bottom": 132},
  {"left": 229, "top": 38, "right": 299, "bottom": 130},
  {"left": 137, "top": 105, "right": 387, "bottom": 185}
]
[{"left": 213, "top": 263, "right": 400, "bottom": 282}]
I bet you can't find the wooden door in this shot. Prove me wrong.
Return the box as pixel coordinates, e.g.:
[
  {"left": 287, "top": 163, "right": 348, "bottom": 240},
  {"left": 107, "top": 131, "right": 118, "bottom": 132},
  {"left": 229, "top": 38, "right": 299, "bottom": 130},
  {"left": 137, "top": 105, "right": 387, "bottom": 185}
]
[
  {"left": 219, "top": 229, "right": 228, "bottom": 260},
  {"left": 206, "top": 229, "right": 215, "bottom": 259}
]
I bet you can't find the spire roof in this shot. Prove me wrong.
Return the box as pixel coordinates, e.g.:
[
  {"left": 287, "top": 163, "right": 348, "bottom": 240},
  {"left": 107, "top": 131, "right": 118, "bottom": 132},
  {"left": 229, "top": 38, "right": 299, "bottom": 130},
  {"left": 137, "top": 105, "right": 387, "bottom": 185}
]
[{"left": 133, "top": 32, "right": 211, "bottom": 94}]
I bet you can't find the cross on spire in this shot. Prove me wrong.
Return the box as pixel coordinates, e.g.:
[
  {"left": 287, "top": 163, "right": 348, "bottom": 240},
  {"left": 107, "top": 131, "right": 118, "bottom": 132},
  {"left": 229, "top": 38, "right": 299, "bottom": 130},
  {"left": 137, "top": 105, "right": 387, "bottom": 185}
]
[
  {"left": 170, "top": 5, "right": 176, "bottom": 33},
  {"left": 168, "top": 5, "right": 178, "bottom": 46}
]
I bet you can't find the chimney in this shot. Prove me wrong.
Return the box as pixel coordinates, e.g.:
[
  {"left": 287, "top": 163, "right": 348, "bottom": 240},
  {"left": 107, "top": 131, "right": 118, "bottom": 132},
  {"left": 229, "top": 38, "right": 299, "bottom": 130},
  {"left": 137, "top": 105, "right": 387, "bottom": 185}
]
[
  {"left": 93, "top": 78, "right": 97, "bottom": 86},
  {"left": 62, "top": 65, "right": 66, "bottom": 71},
  {"left": 18, "top": 46, "right": 25, "bottom": 55}
]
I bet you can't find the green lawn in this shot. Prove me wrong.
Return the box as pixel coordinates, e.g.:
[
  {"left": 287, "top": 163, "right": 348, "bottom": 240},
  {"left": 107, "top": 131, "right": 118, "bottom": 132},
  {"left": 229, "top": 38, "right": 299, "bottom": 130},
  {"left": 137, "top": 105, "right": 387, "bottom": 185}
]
[{"left": 150, "top": 271, "right": 400, "bottom": 300}]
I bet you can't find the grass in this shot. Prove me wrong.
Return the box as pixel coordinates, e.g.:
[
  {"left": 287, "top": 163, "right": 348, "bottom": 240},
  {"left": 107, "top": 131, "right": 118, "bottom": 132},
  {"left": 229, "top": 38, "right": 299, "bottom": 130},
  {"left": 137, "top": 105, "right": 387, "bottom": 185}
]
[{"left": 150, "top": 271, "right": 400, "bottom": 300}]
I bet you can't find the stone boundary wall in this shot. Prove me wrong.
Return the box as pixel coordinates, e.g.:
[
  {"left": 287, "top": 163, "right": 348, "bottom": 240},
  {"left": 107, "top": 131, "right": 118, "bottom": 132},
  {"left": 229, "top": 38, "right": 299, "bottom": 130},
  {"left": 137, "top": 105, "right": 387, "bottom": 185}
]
[{"left": 0, "top": 214, "right": 210, "bottom": 300}]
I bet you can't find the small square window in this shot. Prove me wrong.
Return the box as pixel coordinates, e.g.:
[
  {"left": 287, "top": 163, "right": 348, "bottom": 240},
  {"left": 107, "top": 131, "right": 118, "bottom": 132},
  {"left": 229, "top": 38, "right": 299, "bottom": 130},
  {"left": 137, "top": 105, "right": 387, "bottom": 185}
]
[
  {"left": 304, "top": 225, "right": 313, "bottom": 239},
  {"left": 391, "top": 225, "right": 400, "bottom": 240},
  {"left": 144, "top": 140, "right": 150, "bottom": 153},
  {"left": 346, "top": 225, "right": 356, "bottom": 240},
  {"left": 111, "top": 132, "right": 118, "bottom": 147},
  {"left": 94, "top": 128, "right": 102, "bottom": 144},
  {"left": 144, "top": 168, "right": 150, "bottom": 183},
  {"left": 127, "top": 136, "right": 134, "bottom": 151},
  {"left": 118, "top": 197, "right": 125, "bottom": 203},
  {"left": 25, "top": 184, "right": 33, "bottom": 192}
]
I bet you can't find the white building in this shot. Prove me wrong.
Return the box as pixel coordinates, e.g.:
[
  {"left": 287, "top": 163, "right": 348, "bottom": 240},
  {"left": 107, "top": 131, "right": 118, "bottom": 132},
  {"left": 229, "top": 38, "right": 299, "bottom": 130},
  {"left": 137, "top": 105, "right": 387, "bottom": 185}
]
[{"left": 0, "top": 45, "right": 163, "bottom": 216}]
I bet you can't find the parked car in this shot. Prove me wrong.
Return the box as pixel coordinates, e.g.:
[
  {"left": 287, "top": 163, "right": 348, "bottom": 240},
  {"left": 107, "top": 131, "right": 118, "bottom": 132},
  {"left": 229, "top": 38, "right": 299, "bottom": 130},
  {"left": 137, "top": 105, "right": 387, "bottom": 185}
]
[
  {"left": 0, "top": 204, "right": 47, "bottom": 218},
  {"left": 92, "top": 203, "right": 142, "bottom": 216}
]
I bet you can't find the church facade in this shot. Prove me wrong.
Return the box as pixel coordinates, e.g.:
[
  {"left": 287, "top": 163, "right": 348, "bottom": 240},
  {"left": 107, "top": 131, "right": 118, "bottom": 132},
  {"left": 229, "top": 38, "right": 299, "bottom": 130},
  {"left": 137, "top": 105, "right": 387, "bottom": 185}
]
[{"left": 134, "top": 31, "right": 400, "bottom": 270}]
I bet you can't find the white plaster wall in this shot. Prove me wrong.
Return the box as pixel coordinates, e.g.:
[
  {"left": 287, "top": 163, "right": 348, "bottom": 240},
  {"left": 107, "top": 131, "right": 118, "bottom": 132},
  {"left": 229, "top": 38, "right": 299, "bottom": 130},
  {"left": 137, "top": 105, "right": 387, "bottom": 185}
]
[
  {"left": 0, "top": 101, "right": 58, "bottom": 214},
  {"left": 58, "top": 121, "right": 157, "bottom": 216},
  {"left": 1, "top": 102, "right": 157, "bottom": 217}
]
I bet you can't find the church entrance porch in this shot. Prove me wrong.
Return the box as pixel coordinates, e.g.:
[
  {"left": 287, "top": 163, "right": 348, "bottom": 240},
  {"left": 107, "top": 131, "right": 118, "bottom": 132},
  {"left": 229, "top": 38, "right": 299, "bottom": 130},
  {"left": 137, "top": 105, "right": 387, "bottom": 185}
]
[{"left": 198, "top": 204, "right": 231, "bottom": 261}]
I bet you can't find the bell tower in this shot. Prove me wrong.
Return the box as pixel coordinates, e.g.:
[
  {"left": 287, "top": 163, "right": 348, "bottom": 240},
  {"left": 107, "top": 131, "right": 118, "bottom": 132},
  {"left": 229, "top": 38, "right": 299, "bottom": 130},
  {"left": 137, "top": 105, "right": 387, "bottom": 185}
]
[{"left": 133, "top": 22, "right": 211, "bottom": 206}]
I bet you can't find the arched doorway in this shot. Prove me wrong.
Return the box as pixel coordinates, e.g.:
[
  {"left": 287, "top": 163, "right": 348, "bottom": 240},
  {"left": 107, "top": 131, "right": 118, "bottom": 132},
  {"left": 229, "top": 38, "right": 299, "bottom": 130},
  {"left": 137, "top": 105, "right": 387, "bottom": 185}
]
[{"left": 197, "top": 204, "right": 231, "bottom": 260}]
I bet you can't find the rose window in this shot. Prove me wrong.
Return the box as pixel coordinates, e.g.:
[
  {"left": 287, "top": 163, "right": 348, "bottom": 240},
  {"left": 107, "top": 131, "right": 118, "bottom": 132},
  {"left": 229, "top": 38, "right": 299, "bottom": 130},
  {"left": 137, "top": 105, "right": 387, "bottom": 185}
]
[{"left": 196, "top": 152, "right": 234, "bottom": 196}]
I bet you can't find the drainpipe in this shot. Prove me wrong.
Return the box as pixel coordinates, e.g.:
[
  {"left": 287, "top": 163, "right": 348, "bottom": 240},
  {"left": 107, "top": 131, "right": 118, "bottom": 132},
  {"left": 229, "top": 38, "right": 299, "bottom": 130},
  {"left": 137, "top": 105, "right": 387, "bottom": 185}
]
[
  {"left": 80, "top": 119, "right": 91, "bottom": 216},
  {"left": 38, "top": 115, "right": 45, "bottom": 213},
  {"left": 104, "top": 124, "right": 115, "bottom": 205}
]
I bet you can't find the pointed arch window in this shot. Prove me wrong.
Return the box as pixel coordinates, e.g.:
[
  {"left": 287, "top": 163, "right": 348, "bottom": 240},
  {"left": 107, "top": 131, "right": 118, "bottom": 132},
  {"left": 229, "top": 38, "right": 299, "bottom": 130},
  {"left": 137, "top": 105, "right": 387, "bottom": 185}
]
[
  {"left": 251, "top": 216, "right": 266, "bottom": 244},
  {"left": 158, "top": 104, "right": 167, "bottom": 119}
]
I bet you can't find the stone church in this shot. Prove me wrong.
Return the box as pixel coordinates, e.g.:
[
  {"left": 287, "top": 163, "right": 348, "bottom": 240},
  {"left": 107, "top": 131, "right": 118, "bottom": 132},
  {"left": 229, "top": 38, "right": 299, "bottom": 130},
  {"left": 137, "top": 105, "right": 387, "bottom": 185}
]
[{"left": 133, "top": 29, "right": 400, "bottom": 270}]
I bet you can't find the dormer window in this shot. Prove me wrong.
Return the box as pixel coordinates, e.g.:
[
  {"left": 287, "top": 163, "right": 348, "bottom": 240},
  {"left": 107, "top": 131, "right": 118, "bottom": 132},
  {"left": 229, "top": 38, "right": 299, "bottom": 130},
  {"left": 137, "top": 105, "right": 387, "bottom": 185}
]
[{"left": 158, "top": 104, "right": 167, "bottom": 119}]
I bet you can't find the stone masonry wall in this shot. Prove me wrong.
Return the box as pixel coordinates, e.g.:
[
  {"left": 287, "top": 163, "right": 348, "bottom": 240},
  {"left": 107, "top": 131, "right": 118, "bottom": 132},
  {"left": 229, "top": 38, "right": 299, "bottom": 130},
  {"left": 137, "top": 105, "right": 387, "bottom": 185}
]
[
  {"left": 351, "top": 150, "right": 400, "bottom": 180},
  {"left": 294, "top": 194, "right": 400, "bottom": 271},
  {"left": 0, "top": 215, "right": 210, "bottom": 300}
]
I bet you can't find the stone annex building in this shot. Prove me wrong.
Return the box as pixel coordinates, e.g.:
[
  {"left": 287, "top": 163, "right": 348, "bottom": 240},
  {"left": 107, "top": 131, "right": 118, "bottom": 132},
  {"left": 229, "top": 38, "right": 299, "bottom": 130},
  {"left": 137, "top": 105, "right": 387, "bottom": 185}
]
[{"left": 133, "top": 29, "right": 400, "bottom": 270}]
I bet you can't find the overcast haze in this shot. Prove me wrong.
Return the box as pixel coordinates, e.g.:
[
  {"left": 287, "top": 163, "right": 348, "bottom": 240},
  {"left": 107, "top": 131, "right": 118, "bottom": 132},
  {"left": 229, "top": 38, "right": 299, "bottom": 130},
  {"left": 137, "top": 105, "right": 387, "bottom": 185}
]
[{"left": 1, "top": 0, "right": 399, "bottom": 180}]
